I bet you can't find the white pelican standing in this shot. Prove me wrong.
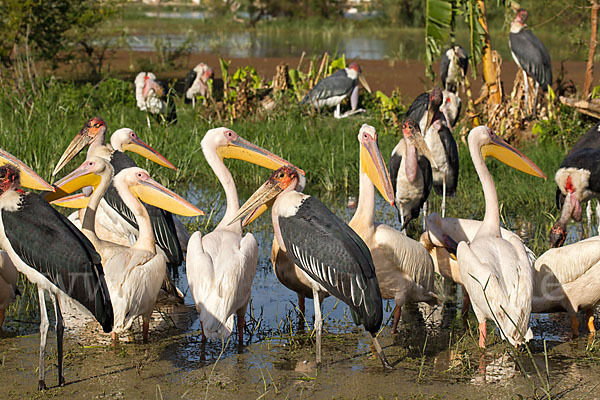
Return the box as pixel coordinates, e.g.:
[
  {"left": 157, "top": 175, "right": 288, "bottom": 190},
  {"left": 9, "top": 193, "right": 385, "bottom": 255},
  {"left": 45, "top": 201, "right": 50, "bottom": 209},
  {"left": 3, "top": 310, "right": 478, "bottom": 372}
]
[
  {"left": 0, "top": 151, "right": 114, "bottom": 390},
  {"left": 231, "top": 166, "right": 392, "bottom": 368},
  {"left": 53, "top": 157, "right": 203, "bottom": 343},
  {"left": 187, "top": 127, "right": 299, "bottom": 342},
  {"left": 348, "top": 124, "right": 437, "bottom": 334},
  {"left": 458, "top": 126, "right": 546, "bottom": 348}
]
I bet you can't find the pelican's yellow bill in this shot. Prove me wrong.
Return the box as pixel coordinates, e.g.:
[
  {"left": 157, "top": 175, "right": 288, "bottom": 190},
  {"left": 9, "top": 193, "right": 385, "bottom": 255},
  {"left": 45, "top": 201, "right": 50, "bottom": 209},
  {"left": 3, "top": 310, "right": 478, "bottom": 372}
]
[
  {"left": 130, "top": 179, "right": 204, "bottom": 217},
  {"left": 122, "top": 142, "right": 177, "bottom": 171},
  {"left": 360, "top": 143, "right": 394, "bottom": 205},
  {"left": 0, "top": 148, "right": 54, "bottom": 191},
  {"left": 51, "top": 192, "right": 90, "bottom": 209},
  {"left": 481, "top": 138, "right": 546, "bottom": 179}
]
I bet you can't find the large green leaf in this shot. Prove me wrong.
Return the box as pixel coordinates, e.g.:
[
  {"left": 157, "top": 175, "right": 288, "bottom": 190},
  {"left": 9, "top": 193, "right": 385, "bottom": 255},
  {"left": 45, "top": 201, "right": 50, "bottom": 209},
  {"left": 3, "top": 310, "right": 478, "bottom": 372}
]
[{"left": 425, "top": 0, "right": 455, "bottom": 79}]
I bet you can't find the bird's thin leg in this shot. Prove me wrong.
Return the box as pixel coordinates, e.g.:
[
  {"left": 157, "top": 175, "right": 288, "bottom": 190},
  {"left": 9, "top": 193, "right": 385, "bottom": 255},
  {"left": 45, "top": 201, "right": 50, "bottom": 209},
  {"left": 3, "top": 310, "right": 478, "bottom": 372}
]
[
  {"left": 38, "top": 288, "right": 49, "bottom": 391},
  {"left": 142, "top": 316, "right": 149, "bottom": 344},
  {"left": 596, "top": 200, "right": 600, "bottom": 236},
  {"left": 478, "top": 321, "right": 487, "bottom": 348},
  {"left": 297, "top": 294, "right": 306, "bottom": 332},
  {"left": 533, "top": 82, "right": 539, "bottom": 117},
  {"left": 586, "top": 309, "right": 596, "bottom": 334},
  {"left": 312, "top": 286, "right": 322, "bottom": 365},
  {"left": 51, "top": 294, "right": 65, "bottom": 387},
  {"left": 391, "top": 304, "right": 402, "bottom": 334},
  {"left": 587, "top": 201, "right": 593, "bottom": 237},
  {"left": 422, "top": 201, "right": 428, "bottom": 231},
  {"left": 399, "top": 209, "right": 406, "bottom": 234},
  {"left": 571, "top": 314, "right": 580, "bottom": 338},
  {"left": 370, "top": 334, "right": 393, "bottom": 370},
  {"left": 236, "top": 307, "right": 245, "bottom": 344},
  {"left": 334, "top": 104, "right": 341, "bottom": 119},
  {"left": 192, "top": 97, "right": 196, "bottom": 108},
  {"left": 441, "top": 176, "right": 447, "bottom": 218},
  {"left": 522, "top": 69, "right": 530, "bottom": 113},
  {"left": 461, "top": 287, "right": 471, "bottom": 328},
  {"left": 146, "top": 114, "right": 151, "bottom": 129}
]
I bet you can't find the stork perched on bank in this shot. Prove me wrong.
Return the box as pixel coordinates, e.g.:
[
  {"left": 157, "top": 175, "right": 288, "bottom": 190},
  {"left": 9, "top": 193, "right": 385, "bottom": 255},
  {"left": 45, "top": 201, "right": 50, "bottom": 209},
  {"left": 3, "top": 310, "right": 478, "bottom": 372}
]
[
  {"left": 183, "top": 63, "right": 214, "bottom": 107},
  {"left": 186, "top": 127, "right": 299, "bottom": 342},
  {"left": 407, "top": 87, "right": 459, "bottom": 218},
  {"left": 457, "top": 126, "right": 546, "bottom": 348},
  {"left": 135, "top": 72, "right": 177, "bottom": 125},
  {"left": 52, "top": 157, "right": 203, "bottom": 343},
  {"left": 509, "top": 8, "right": 552, "bottom": 114},
  {"left": 0, "top": 153, "right": 114, "bottom": 390},
  {"left": 389, "top": 119, "right": 435, "bottom": 231},
  {"left": 550, "top": 121, "right": 600, "bottom": 247},
  {"left": 232, "top": 166, "right": 392, "bottom": 369},
  {"left": 300, "top": 63, "right": 372, "bottom": 119},
  {"left": 440, "top": 45, "right": 469, "bottom": 93}
]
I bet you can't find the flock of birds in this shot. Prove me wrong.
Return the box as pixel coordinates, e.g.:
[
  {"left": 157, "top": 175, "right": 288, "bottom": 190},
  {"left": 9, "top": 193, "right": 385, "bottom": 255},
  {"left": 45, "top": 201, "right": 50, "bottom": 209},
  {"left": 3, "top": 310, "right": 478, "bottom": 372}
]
[{"left": 0, "top": 7, "right": 599, "bottom": 390}]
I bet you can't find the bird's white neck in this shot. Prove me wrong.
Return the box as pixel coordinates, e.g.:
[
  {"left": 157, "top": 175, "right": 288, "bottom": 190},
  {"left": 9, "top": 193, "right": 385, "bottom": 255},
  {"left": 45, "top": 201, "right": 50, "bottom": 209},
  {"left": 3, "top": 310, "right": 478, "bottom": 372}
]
[
  {"left": 471, "top": 144, "right": 501, "bottom": 239},
  {"left": 350, "top": 153, "right": 375, "bottom": 232},
  {"left": 82, "top": 167, "right": 113, "bottom": 244},
  {"left": 204, "top": 146, "right": 242, "bottom": 234},
  {"left": 116, "top": 181, "right": 156, "bottom": 253}
]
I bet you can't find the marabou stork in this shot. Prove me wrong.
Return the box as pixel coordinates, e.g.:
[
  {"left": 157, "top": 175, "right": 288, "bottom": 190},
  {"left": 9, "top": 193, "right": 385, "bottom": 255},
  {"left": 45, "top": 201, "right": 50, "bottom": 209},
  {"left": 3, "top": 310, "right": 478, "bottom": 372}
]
[
  {"left": 51, "top": 119, "right": 185, "bottom": 279},
  {"left": 348, "top": 124, "right": 437, "bottom": 335},
  {"left": 0, "top": 156, "right": 113, "bottom": 390},
  {"left": 389, "top": 119, "right": 434, "bottom": 231},
  {"left": 440, "top": 45, "right": 469, "bottom": 93},
  {"left": 231, "top": 166, "right": 392, "bottom": 369},
  {"left": 457, "top": 126, "right": 545, "bottom": 348},
  {"left": 421, "top": 213, "right": 536, "bottom": 326},
  {"left": 407, "top": 87, "right": 459, "bottom": 218},
  {"left": 509, "top": 8, "right": 552, "bottom": 113},
  {"left": 300, "top": 63, "right": 372, "bottom": 119},
  {"left": 52, "top": 157, "right": 203, "bottom": 343},
  {"left": 0, "top": 251, "right": 18, "bottom": 331},
  {"left": 406, "top": 89, "right": 461, "bottom": 130},
  {"left": 183, "top": 63, "right": 214, "bottom": 106},
  {"left": 135, "top": 72, "right": 177, "bottom": 125},
  {"left": 550, "top": 122, "right": 600, "bottom": 247},
  {"left": 186, "top": 127, "right": 300, "bottom": 342}
]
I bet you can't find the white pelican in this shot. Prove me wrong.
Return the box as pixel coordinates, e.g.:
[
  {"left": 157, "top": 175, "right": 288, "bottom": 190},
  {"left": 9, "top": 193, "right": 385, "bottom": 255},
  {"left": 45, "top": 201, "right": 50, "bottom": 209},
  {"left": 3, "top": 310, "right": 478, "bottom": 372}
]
[
  {"left": 458, "top": 126, "right": 546, "bottom": 348},
  {"left": 0, "top": 250, "right": 18, "bottom": 331},
  {"left": 348, "top": 124, "right": 437, "bottom": 334},
  {"left": 52, "top": 157, "right": 203, "bottom": 343},
  {"left": 187, "top": 127, "right": 300, "bottom": 342},
  {"left": 0, "top": 152, "right": 113, "bottom": 390},
  {"left": 231, "top": 166, "right": 392, "bottom": 369}
]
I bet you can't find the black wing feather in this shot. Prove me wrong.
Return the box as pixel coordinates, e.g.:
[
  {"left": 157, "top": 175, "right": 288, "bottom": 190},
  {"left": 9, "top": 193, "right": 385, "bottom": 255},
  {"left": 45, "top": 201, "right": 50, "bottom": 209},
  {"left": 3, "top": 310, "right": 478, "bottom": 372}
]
[
  {"left": 560, "top": 148, "right": 600, "bottom": 194},
  {"left": 183, "top": 69, "right": 197, "bottom": 103},
  {"left": 440, "top": 52, "right": 450, "bottom": 90},
  {"left": 569, "top": 121, "right": 600, "bottom": 155},
  {"left": 406, "top": 92, "right": 429, "bottom": 124},
  {"left": 433, "top": 126, "right": 459, "bottom": 196},
  {"left": 301, "top": 69, "right": 356, "bottom": 104},
  {"left": 509, "top": 30, "right": 552, "bottom": 90},
  {"left": 278, "top": 196, "right": 383, "bottom": 334},
  {"left": 389, "top": 149, "right": 402, "bottom": 196},
  {"left": 2, "top": 193, "right": 113, "bottom": 332}
]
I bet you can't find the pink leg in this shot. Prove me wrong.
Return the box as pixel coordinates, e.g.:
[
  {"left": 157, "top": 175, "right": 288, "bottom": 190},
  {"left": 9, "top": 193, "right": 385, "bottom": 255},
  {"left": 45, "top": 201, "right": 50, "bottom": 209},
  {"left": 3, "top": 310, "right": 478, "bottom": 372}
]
[
  {"left": 200, "top": 321, "right": 207, "bottom": 342},
  {"left": 586, "top": 309, "right": 596, "bottom": 334},
  {"left": 391, "top": 305, "right": 402, "bottom": 334},
  {"left": 298, "top": 295, "right": 305, "bottom": 317},
  {"left": 462, "top": 288, "right": 471, "bottom": 327},
  {"left": 478, "top": 322, "right": 487, "bottom": 348},
  {"left": 571, "top": 315, "right": 580, "bottom": 338},
  {"left": 237, "top": 309, "right": 245, "bottom": 344},
  {"left": 142, "top": 318, "right": 149, "bottom": 343},
  {"left": 111, "top": 331, "right": 119, "bottom": 347}
]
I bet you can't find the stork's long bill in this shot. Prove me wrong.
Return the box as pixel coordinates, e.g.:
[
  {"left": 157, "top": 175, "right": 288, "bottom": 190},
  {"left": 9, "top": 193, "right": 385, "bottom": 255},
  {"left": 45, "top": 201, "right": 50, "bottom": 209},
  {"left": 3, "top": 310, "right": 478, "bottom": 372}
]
[
  {"left": 53, "top": 117, "right": 106, "bottom": 177},
  {"left": 402, "top": 119, "right": 438, "bottom": 169},
  {"left": 358, "top": 74, "right": 372, "bottom": 94},
  {"left": 481, "top": 133, "right": 547, "bottom": 179},
  {"left": 50, "top": 159, "right": 204, "bottom": 217},
  {"left": 229, "top": 165, "right": 301, "bottom": 227},
  {"left": 0, "top": 148, "right": 54, "bottom": 191},
  {"left": 359, "top": 125, "right": 394, "bottom": 205}
]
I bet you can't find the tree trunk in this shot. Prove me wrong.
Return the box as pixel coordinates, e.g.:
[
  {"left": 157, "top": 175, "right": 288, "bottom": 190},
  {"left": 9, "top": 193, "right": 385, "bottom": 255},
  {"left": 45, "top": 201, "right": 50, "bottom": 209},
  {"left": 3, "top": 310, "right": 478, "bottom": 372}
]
[
  {"left": 477, "top": 0, "right": 502, "bottom": 107},
  {"left": 583, "top": 0, "right": 599, "bottom": 99}
]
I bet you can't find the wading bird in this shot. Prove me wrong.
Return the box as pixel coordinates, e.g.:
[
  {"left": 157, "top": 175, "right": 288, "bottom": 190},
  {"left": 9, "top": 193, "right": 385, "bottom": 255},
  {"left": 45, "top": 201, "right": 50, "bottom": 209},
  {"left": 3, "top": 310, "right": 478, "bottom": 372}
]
[
  {"left": 532, "top": 236, "right": 600, "bottom": 338},
  {"left": 457, "top": 126, "right": 546, "bottom": 348},
  {"left": 0, "top": 251, "right": 18, "bottom": 331},
  {"left": 231, "top": 166, "right": 392, "bottom": 369},
  {"left": 187, "top": 127, "right": 299, "bottom": 342},
  {"left": 300, "top": 63, "right": 372, "bottom": 119},
  {"left": 52, "top": 157, "right": 203, "bottom": 343},
  {"left": 440, "top": 45, "right": 469, "bottom": 93},
  {"left": 549, "top": 148, "right": 600, "bottom": 247},
  {"left": 183, "top": 63, "right": 214, "bottom": 106},
  {"left": 51, "top": 119, "right": 185, "bottom": 278},
  {"left": 389, "top": 119, "right": 434, "bottom": 230},
  {"left": 509, "top": 8, "right": 552, "bottom": 114},
  {"left": 135, "top": 72, "right": 177, "bottom": 125},
  {"left": 348, "top": 124, "right": 437, "bottom": 334},
  {"left": 0, "top": 153, "right": 113, "bottom": 390},
  {"left": 407, "top": 88, "right": 459, "bottom": 218}
]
